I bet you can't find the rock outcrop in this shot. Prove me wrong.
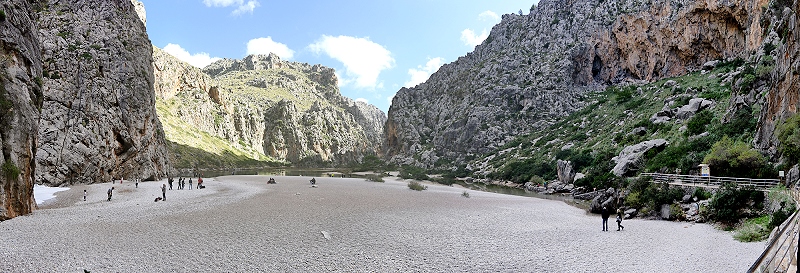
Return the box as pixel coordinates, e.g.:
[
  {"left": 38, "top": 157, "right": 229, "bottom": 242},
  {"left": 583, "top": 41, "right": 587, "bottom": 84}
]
[
  {"left": 754, "top": 0, "right": 800, "bottom": 158},
  {"left": 0, "top": 1, "right": 42, "bottom": 220},
  {"left": 612, "top": 139, "right": 668, "bottom": 176},
  {"left": 35, "top": 0, "right": 171, "bottom": 186},
  {"left": 384, "top": 0, "right": 768, "bottom": 168},
  {"left": 153, "top": 49, "right": 386, "bottom": 166}
]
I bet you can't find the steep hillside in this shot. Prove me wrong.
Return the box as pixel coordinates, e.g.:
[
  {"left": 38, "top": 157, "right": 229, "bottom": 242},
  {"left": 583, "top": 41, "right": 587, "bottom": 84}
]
[
  {"left": 34, "top": 0, "right": 171, "bottom": 186},
  {"left": 385, "top": 0, "right": 767, "bottom": 168},
  {"left": 153, "top": 49, "right": 386, "bottom": 168}
]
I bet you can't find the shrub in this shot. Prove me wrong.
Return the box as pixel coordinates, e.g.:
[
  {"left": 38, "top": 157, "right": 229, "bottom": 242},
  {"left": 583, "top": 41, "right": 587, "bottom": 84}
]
[
  {"left": 365, "top": 174, "right": 384, "bottom": 182},
  {"left": 670, "top": 204, "right": 685, "bottom": 220},
  {"left": 693, "top": 187, "right": 712, "bottom": 200},
  {"left": 686, "top": 110, "right": 713, "bottom": 136},
  {"left": 709, "top": 182, "right": 763, "bottom": 223},
  {"left": 703, "top": 136, "right": 769, "bottom": 178},
  {"left": 462, "top": 191, "right": 470, "bottom": 198},
  {"left": 408, "top": 181, "right": 427, "bottom": 191},
  {"left": 399, "top": 165, "right": 429, "bottom": 181},
  {"left": 2, "top": 160, "right": 20, "bottom": 180},
  {"left": 734, "top": 215, "right": 770, "bottom": 242},
  {"left": 0, "top": 10, "right": 6, "bottom": 22},
  {"left": 777, "top": 114, "right": 800, "bottom": 164}
]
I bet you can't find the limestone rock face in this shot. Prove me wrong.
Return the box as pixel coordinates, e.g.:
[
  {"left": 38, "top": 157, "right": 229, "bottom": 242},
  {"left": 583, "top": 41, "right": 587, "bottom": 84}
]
[
  {"left": 153, "top": 49, "right": 385, "bottom": 166},
  {"left": 754, "top": 0, "right": 800, "bottom": 157},
  {"left": 0, "top": 1, "right": 42, "bottom": 220},
  {"left": 384, "top": 0, "right": 766, "bottom": 168},
  {"left": 35, "top": 0, "right": 171, "bottom": 186}
]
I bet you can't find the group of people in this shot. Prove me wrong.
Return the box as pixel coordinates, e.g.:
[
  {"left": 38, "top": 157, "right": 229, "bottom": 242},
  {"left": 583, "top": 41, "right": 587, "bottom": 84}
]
[
  {"left": 101, "top": 176, "right": 206, "bottom": 202},
  {"left": 600, "top": 206, "right": 625, "bottom": 231},
  {"left": 171, "top": 177, "right": 197, "bottom": 190}
]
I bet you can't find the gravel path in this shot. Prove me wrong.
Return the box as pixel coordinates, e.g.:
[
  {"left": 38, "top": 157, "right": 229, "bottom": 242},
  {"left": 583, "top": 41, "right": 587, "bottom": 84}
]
[{"left": 1, "top": 176, "right": 765, "bottom": 272}]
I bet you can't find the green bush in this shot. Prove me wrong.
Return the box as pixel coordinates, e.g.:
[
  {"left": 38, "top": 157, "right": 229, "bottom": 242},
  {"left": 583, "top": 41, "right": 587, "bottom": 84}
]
[
  {"left": 709, "top": 182, "right": 763, "bottom": 223},
  {"left": 703, "top": 136, "right": 770, "bottom": 178},
  {"left": 2, "top": 160, "right": 20, "bottom": 180},
  {"left": 462, "top": 191, "right": 470, "bottom": 198},
  {"left": 670, "top": 204, "right": 685, "bottom": 220},
  {"left": 365, "top": 174, "right": 384, "bottom": 182},
  {"left": 734, "top": 215, "right": 770, "bottom": 242},
  {"left": 399, "top": 165, "right": 429, "bottom": 181},
  {"left": 686, "top": 110, "right": 713, "bottom": 136},
  {"left": 408, "top": 181, "right": 427, "bottom": 191},
  {"left": 777, "top": 114, "right": 800, "bottom": 164},
  {"left": 693, "top": 187, "right": 712, "bottom": 200}
]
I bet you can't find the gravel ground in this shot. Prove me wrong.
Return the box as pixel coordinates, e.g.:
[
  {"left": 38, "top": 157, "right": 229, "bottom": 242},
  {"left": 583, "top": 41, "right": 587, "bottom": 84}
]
[{"left": 1, "top": 176, "right": 765, "bottom": 272}]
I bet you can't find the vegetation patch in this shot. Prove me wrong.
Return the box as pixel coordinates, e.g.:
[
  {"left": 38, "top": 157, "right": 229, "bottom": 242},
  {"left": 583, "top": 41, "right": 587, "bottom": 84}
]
[
  {"left": 2, "top": 160, "right": 20, "bottom": 180},
  {"left": 408, "top": 181, "right": 427, "bottom": 191}
]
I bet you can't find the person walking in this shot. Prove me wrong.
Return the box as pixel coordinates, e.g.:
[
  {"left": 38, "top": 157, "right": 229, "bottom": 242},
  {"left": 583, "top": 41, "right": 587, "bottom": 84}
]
[
  {"left": 161, "top": 184, "right": 167, "bottom": 201},
  {"left": 616, "top": 208, "right": 625, "bottom": 231},
  {"left": 168, "top": 177, "right": 173, "bottom": 190},
  {"left": 601, "top": 206, "right": 610, "bottom": 231},
  {"left": 107, "top": 187, "right": 114, "bottom": 201}
]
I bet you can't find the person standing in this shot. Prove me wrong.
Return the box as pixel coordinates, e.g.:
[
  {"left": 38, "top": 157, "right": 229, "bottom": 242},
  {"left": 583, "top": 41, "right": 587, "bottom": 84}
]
[
  {"left": 135, "top": 178, "right": 139, "bottom": 188},
  {"left": 601, "top": 206, "right": 610, "bottom": 231},
  {"left": 168, "top": 177, "right": 173, "bottom": 190},
  {"left": 189, "top": 178, "right": 193, "bottom": 190},
  {"left": 161, "top": 184, "right": 167, "bottom": 201},
  {"left": 83, "top": 190, "right": 87, "bottom": 201},
  {"left": 616, "top": 208, "right": 625, "bottom": 231},
  {"left": 107, "top": 187, "right": 114, "bottom": 201}
]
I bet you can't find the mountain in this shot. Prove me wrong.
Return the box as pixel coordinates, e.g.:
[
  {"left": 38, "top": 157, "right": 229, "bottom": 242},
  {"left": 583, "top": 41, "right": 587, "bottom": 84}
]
[
  {"left": 152, "top": 49, "right": 386, "bottom": 168},
  {"left": 384, "top": 0, "right": 775, "bottom": 169}
]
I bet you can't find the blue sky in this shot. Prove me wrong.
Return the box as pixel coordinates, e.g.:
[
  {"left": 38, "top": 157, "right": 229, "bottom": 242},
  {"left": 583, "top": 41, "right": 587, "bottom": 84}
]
[{"left": 140, "top": 0, "right": 538, "bottom": 112}]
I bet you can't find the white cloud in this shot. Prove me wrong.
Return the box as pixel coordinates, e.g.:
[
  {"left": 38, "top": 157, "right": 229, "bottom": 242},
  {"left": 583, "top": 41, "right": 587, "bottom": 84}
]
[
  {"left": 387, "top": 94, "right": 395, "bottom": 106},
  {"left": 163, "top": 43, "right": 221, "bottom": 68},
  {"left": 355, "top": 98, "right": 369, "bottom": 104},
  {"left": 308, "top": 35, "right": 394, "bottom": 89},
  {"left": 461, "top": 29, "right": 489, "bottom": 47},
  {"left": 246, "top": 37, "right": 294, "bottom": 59},
  {"left": 404, "top": 57, "right": 445, "bottom": 88},
  {"left": 232, "top": 1, "right": 259, "bottom": 15},
  {"left": 478, "top": 10, "right": 500, "bottom": 22},
  {"left": 460, "top": 11, "right": 499, "bottom": 48},
  {"left": 203, "top": 0, "right": 259, "bottom": 15}
]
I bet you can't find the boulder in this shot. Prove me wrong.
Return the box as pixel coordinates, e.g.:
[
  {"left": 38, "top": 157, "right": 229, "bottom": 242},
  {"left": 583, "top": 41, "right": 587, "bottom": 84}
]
[
  {"left": 660, "top": 204, "right": 672, "bottom": 220},
  {"left": 675, "top": 98, "right": 715, "bottom": 119},
  {"left": 590, "top": 188, "right": 618, "bottom": 213},
  {"left": 702, "top": 60, "right": 720, "bottom": 70},
  {"left": 624, "top": 208, "right": 638, "bottom": 219},
  {"left": 612, "top": 139, "right": 669, "bottom": 176},
  {"left": 557, "top": 160, "right": 576, "bottom": 184}
]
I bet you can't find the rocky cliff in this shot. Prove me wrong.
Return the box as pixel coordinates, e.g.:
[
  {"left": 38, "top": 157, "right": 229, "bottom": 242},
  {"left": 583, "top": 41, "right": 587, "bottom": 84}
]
[
  {"left": 153, "top": 49, "right": 386, "bottom": 167},
  {"left": 35, "top": 0, "right": 171, "bottom": 186},
  {"left": 385, "top": 0, "right": 769, "bottom": 168},
  {"left": 0, "top": 1, "right": 42, "bottom": 220},
  {"left": 754, "top": 0, "right": 800, "bottom": 157}
]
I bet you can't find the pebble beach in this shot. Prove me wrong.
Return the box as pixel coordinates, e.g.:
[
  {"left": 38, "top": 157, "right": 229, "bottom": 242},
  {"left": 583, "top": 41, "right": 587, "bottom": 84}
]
[{"left": 1, "top": 175, "right": 765, "bottom": 272}]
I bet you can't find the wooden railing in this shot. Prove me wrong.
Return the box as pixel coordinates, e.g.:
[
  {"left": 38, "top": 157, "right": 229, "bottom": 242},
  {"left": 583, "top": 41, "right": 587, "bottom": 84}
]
[
  {"left": 748, "top": 187, "right": 799, "bottom": 273},
  {"left": 640, "top": 173, "right": 782, "bottom": 191}
]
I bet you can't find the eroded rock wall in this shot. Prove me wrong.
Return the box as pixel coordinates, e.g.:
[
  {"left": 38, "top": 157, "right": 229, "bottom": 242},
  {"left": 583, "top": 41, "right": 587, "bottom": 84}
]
[
  {"left": 0, "top": 0, "right": 42, "bottom": 220},
  {"left": 35, "top": 0, "right": 171, "bottom": 186}
]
